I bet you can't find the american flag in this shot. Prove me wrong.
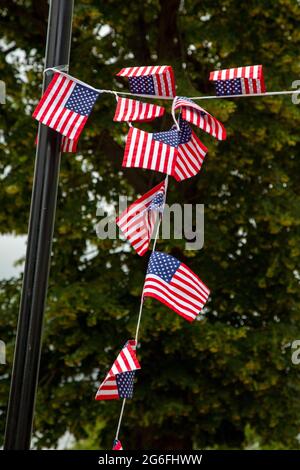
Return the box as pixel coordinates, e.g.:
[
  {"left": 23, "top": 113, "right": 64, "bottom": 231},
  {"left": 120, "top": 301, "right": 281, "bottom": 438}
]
[
  {"left": 209, "top": 65, "right": 266, "bottom": 96},
  {"left": 95, "top": 340, "right": 141, "bottom": 401},
  {"left": 172, "top": 117, "right": 208, "bottom": 182},
  {"left": 113, "top": 439, "right": 123, "bottom": 451},
  {"left": 114, "top": 97, "right": 165, "bottom": 122},
  {"left": 35, "top": 133, "right": 78, "bottom": 153},
  {"left": 116, "top": 179, "right": 166, "bottom": 256},
  {"left": 174, "top": 97, "right": 226, "bottom": 140},
  {"left": 143, "top": 251, "right": 210, "bottom": 322},
  {"left": 123, "top": 120, "right": 207, "bottom": 181},
  {"left": 123, "top": 127, "right": 178, "bottom": 176},
  {"left": 117, "top": 65, "right": 176, "bottom": 97},
  {"left": 33, "top": 72, "right": 100, "bottom": 140}
]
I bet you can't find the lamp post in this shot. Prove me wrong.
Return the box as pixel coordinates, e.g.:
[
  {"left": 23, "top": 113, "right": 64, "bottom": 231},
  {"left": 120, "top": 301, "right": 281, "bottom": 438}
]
[{"left": 4, "top": 0, "right": 74, "bottom": 450}]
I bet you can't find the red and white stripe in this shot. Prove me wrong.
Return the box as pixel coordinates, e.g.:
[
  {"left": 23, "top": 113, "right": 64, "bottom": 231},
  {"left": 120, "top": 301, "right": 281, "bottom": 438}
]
[
  {"left": 209, "top": 65, "right": 266, "bottom": 94},
  {"left": 114, "top": 97, "right": 165, "bottom": 122},
  {"left": 174, "top": 97, "right": 226, "bottom": 140},
  {"left": 35, "top": 133, "right": 78, "bottom": 153},
  {"left": 116, "top": 180, "right": 166, "bottom": 256},
  {"left": 123, "top": 127, "right": 177, "bottom": 176},
  {"left": 117, "top": 65, "right": 176, "bottom": 97},
  {"left": 209, "top": 65, "right": 263, "bottom": 81},
  {"left": 239, "top": 77, "right": 264, "bottom": 94},
  {"left": 143, "top": 262, "right": 210, "bottom": 322},
  {"left": 95, "top": 340, "right": 140, "bottom": 401},
  {"left": 33, "top": 73, "right": 88, "bottom": 141},
  {"left": 172, "top": 131, "right": 208, "bottom": 182},
  {"left": 61, "top": 135, "right": 78, "bottom": 152},
  {"left": 113, "top": 440, "right": 123, "bottom": 451},
  {"left": 95, "top": 376, "right": 119, "bottom": 400}
]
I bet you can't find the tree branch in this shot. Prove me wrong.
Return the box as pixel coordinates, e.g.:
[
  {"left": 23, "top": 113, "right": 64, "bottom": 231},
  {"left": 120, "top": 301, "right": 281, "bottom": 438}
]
[{"left": 157, "top": 0, "right": 182, "bottom": 61}]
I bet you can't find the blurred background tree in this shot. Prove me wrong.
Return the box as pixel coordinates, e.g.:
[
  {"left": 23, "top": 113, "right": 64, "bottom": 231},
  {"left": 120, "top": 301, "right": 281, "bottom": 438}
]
[{"left": 0, "top": 0, "right": 300, "bottom": 449}]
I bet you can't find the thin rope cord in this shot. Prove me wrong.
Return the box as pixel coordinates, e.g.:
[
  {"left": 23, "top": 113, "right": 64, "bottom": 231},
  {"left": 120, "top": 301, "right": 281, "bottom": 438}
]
[
  {"left": 115, "top": 398, "right": 126, "bottom": 440},
  {"left": 134, "top": 295, "right": 145, "bottom": 345},
  {"left": 44, "top": 64, "right": 69, "bottom": 73},
  {"left": 115, "top": 175, "right": 169, "bottom": 442},
  {"left": 43, "top": 67, "right": 299, "bottom": 101},
  {"left": 133, "top": 211, "right": 162, "bottom": 344},
  {"left": 190, "top": 90, "right": 298, "bottom": 100},
  {"left": 111, "top": 89, "right": 299, "bottom": 100},
  {"left": 151, "top": 213, "right": 162, "bottom": 253}
]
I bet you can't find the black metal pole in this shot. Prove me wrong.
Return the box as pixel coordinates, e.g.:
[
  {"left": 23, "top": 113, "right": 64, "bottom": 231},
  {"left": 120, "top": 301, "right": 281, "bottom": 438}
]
[{"left": 4, "top": 0, "right": 74, "bottom": 450}]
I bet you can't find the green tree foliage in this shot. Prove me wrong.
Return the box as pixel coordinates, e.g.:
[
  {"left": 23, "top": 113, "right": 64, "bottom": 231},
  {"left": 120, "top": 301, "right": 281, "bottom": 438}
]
[{"left": 1, "top": 0, "right": 300, "bottom": 449}]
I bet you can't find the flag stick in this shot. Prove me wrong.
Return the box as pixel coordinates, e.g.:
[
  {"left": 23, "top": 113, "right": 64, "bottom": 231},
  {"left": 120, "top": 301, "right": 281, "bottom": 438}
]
[{"left": 4, "top": 0, "right": 74, "bottom": 450}]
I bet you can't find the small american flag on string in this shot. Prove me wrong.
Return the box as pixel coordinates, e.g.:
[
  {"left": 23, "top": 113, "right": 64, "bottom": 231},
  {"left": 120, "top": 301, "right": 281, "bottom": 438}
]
[
  {"left": 123, "top": 120, "right": 207, "bottom": 181},
  {"left": 173, "top": 97, "right": 226, "bottom": 140},
  {"left": 172, "top": 117, "right": 208, "bottom": 182},
  {"left": 35, "top": 133, "right": 78, "bottom": 153},
  {"left": 33, "top": 72, "right": 100, "bottom": 141},
  {"left": 117, "top": 65, "right": 176, "bottom": 97},
  {"left": 95, "top": 340, "right": 141, "bottom": 401},
  {"left": 116, "top": 179, "right": 166, "bottom": 256},
  {"left": 113, "top": 97, "right": 165, "bottom": 122},
  {"left": 143, "top": 251, "right": 210, "bottom": 322},
  {"left": 209, "top": 65, "right": 266, "bottom": 96},
  {"left": 123, "top": 127, "right": 178, "bottom": 176},
  {"left": 112, "top": 439, "right": 123, "bottom": 451}
]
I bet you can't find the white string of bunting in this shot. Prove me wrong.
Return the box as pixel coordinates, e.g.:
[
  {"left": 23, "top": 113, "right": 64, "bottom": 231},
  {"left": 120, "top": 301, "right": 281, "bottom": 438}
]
[
  {"left": 44, "top": 66, "right": 299, "bottom": 101},
  {"left": 34, "top": 63, "right": 298, "bottom": 450},
  {"left": 115, "top": 176, "right": 168, "bottom": 443}
]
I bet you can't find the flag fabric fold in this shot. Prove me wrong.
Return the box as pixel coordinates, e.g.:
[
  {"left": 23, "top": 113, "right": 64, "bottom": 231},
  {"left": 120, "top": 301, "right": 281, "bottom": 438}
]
[
  {"left": 95, "top": 340, "right": 141, "bottom": 401},
  {"left": 112, "top": 439, "right": 123, "bottom": 450},
  {"left": 173, "top": 96, "right": 226, "bottom": 140},
  {"left": 209, "top": 65, "right": 266, "bottom": 96},
  {"left": 143, "top": 251, "right": 210, "bottom": 322},
  {"left": 33, "top": 72, "right": 100, "bottom": 141},
  {"left": 116, "top": 179, "right": 166, "bottom": 256},
  {"left": 113, "top": 97, "right": 165, "bottom": 122},
  {"left": 117, "top": 65, "right": 176, "bottom": 97}
]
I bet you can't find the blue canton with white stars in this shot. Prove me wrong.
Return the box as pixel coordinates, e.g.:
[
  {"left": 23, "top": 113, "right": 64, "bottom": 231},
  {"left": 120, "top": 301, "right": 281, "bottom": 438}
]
[
  {"left": 116, "top": 371, "right": 135, "bottom": 399},
  {"left": 148, "top": 192, "right": 165, "bottom": 212},
  {"left": 128, "top": 76, "right": 156, "bottom": 95},
  {"left": 178, "top": 117, "right": 192, "bottom": 144},
  {"left": 153, "top": 129, "right": 179, "bottom": 147},
  {"left": 215, "top": 78, "right": 242, "bottom": 96},
  {"left": 65, "top": 84, "right": 100, "bottom": 115},
  {"left": 147, "top": 252, "right": 180, "bottom": 283}
]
